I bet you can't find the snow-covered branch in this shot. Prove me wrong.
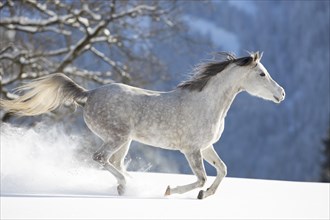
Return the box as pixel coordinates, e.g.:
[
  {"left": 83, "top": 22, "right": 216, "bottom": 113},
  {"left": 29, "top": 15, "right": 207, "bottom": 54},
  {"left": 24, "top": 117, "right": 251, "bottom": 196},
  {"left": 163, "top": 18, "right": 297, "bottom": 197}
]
[
  {"left": 0, "top": 15, "right": 73, "bottom": 27},
  {"left": 0, "top": 0, "right": 180, "bottom": 121},
  {"left": 90, "top": 47, "right": 128, "bottom": 79}
]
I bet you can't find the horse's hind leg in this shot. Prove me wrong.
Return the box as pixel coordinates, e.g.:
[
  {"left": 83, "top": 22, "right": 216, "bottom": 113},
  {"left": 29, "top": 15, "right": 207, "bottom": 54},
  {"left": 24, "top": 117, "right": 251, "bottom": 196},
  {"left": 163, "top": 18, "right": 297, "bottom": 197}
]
[
  {"left": 165, "top": 150, "right": 206, "bottom": 197},
  {"left": 93, "top": 139, "right": 129, "bottom": 195},
  {"left": 109, "top": 140, "right": 131, "bottom": 175}
]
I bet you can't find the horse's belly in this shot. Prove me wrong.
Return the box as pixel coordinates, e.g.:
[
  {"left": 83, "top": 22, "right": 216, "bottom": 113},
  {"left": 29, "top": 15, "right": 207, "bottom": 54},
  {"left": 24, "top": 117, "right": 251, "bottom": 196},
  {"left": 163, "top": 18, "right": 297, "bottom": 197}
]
[
  {"left": 132, "top": 123, "right": 224, "bottom": 151},
  {"left": 132, "top": 130, "right": 180, "bottom": 150}
]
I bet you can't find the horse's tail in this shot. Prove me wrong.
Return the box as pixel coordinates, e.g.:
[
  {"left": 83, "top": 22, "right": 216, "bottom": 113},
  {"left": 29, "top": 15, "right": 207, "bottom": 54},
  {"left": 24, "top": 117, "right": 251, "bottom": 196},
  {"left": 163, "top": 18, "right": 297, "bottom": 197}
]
[{"left": 0, "top": 73, "right": 88, "bottom": 116}]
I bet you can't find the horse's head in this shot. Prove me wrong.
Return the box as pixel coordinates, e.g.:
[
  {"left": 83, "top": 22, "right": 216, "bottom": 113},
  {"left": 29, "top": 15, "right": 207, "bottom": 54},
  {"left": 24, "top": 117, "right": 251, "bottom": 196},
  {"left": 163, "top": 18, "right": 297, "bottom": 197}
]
[{"left": 241, "top": 52, "right": 285, "bottom": 104}]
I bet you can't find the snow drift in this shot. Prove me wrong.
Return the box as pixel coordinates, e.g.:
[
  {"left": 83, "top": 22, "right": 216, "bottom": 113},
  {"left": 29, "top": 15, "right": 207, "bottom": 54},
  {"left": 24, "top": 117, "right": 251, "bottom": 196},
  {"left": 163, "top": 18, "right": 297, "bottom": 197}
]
[{"left": 0, "top": 122, "right": 175, "bottom": 197}]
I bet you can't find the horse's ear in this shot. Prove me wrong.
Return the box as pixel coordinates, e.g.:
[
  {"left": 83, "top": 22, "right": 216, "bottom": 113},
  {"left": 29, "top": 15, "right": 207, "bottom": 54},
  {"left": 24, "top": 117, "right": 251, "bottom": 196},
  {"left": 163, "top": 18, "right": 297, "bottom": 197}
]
[{"left": 253, "top": 51, "right": 263, "bottom": 62}]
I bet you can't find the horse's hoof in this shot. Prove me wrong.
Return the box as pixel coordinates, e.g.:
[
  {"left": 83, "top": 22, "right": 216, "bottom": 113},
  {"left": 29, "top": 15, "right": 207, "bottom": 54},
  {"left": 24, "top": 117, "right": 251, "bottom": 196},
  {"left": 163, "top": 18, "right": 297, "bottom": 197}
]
[
  {"left": 197, "top": 190, "right": 205, "bottom": 199},
  {"left": 164, "top": 186, "right": 171, "bottom": 196},
  {"left": 117, "top": 184, "right": 125, "bottom": 196}
]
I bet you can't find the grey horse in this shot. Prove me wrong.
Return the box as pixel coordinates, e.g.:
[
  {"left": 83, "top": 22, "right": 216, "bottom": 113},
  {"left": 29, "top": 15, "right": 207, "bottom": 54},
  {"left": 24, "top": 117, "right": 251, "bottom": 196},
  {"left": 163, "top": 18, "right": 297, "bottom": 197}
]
[{"left": 0, "top": 52, "right": 285, "bottom": 199}]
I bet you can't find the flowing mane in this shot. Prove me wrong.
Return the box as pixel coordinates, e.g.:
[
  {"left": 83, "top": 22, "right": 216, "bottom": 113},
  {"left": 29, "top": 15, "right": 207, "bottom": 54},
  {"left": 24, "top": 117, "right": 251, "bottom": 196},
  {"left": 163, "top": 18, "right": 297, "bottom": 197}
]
[{"left": 177, "top": 52, "right": 262, "bottom": 92}]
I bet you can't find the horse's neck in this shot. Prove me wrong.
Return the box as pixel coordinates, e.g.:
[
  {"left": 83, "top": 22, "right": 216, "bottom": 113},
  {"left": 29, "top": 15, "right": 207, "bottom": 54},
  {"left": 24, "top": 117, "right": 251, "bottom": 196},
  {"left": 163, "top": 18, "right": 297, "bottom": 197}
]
[{"left": 191, "top": 67, "right": 242, "bottom": 122}]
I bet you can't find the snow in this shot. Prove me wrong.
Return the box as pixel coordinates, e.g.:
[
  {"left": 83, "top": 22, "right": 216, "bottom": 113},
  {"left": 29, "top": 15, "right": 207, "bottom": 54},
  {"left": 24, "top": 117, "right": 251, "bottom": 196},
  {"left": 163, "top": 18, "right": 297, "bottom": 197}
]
[
  {"left": 1, "top": 123, "right": 329, "bottom": 219},
  {"left": 1, "top": 172, "right": 329, "bottom": 220}
]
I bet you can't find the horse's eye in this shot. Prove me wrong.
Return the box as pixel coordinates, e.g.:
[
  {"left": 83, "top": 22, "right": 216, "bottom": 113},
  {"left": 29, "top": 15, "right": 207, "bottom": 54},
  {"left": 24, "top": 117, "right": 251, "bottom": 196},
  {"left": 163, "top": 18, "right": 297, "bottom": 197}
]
[{"left": 259, "top": 72, "right": 265, "bottom": 77}]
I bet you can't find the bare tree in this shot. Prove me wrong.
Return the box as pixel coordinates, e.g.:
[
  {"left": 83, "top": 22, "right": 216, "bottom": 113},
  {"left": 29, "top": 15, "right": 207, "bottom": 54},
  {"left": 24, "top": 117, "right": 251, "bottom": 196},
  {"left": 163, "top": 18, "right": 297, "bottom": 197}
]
[{"left": 0, "top": 0, "right": 180, "bottom": 121}]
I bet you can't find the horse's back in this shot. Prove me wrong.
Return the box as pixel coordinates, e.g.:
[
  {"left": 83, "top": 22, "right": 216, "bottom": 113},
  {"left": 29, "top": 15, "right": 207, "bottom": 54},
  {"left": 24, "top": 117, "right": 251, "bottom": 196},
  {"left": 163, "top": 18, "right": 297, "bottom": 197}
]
[
  {"left": 85, "top": 83, "right": 169, "bottom": 111},
  {"left": 82, "top": 83, "right": 176, "bottom": 141}
]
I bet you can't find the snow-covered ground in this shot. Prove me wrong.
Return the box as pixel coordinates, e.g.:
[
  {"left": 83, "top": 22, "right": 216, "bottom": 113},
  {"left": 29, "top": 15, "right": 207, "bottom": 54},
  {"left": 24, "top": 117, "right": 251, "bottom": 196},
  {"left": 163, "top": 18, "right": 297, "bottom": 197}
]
[
  {"left": 1, "top": 124, "right": 329, "bottom": 219},
  {"left": 1, "top": 172, "right": 329, "bottom": 220}
]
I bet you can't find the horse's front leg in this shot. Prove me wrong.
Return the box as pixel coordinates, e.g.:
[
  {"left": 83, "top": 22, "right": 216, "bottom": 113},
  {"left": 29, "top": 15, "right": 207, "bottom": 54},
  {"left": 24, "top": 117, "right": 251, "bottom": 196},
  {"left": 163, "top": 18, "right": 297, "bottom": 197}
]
[
  {"left": 198, "top": 145, "right": 227, "bottom": 199},
  {"left": 165, "top": 150, "right": 207, "bottom": 198}
]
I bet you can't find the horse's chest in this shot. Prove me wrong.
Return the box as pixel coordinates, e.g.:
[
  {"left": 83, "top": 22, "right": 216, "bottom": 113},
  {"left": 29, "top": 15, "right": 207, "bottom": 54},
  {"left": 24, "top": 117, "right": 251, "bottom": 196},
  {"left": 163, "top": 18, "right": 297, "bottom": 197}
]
[
  {"left": 179, "top": 120, "right": 224, "bottom": 149},
  {"left": 212, "top": 121, "right": 225, "bottom": 143},
  {"left": 202, "top": 121, "right": 224, "bottom": 143}
]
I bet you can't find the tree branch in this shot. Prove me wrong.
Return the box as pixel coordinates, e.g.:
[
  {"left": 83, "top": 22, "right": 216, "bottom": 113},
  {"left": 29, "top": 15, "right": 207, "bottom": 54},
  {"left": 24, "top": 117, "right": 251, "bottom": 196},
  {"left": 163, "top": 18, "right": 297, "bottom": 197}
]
[{"left": 55, "top": 4, "right": 160, "bottom": 72}]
